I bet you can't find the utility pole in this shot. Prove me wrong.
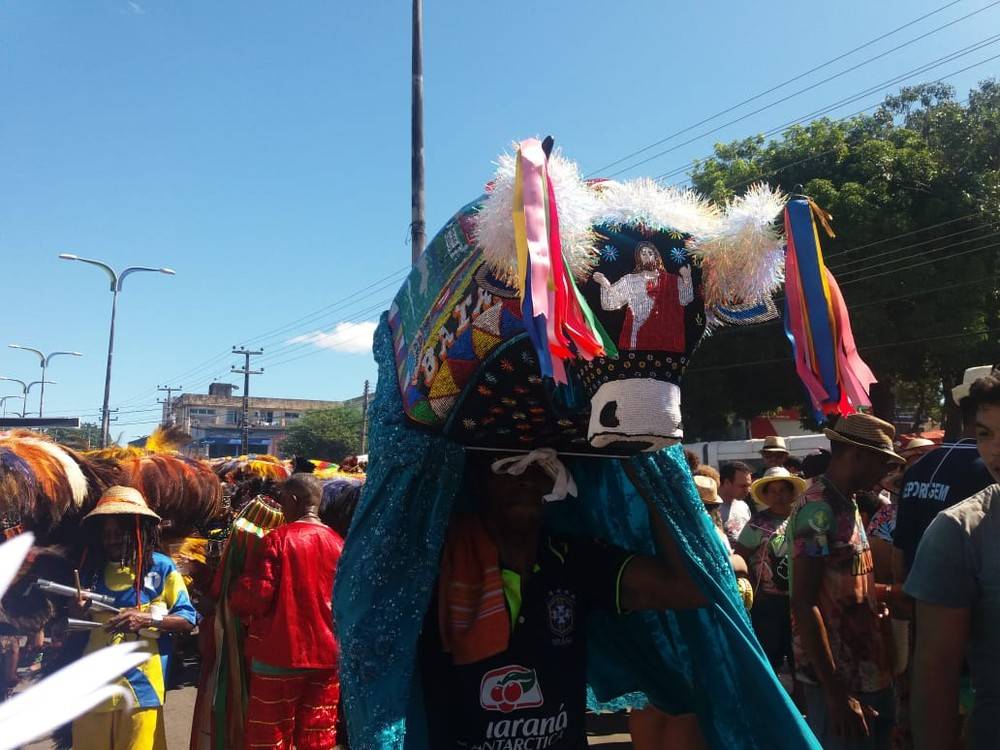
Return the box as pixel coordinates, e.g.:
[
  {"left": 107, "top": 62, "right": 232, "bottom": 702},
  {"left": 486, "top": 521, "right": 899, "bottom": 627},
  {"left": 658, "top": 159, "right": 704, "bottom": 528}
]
[
  {"left": 360, "top": 379, "right": 370, "bottom": 454},
  {"left": 157, "top": 385, "right": 182, "bottom": 426},
  {"left": 231, "top": 347, "right": 263, "bottom": 456},
  {"left": 410, "top": 0, "right": 425, "bottom": 262}
]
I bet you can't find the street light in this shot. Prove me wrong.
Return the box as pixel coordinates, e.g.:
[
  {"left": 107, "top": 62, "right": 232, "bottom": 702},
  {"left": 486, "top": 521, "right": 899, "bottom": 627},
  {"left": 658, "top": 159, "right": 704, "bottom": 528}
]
[
  {"left": 0, "top": 378, "right": 56, "bottom": 419},
  {"left": 8, "top": 345, "right": 82, "bottom": 417},
  {"left": 0, "top": 394, "right": 26, "bottom": 418},
  {"left": 58, "top": 253, "right": 175, "bottom": 447}
]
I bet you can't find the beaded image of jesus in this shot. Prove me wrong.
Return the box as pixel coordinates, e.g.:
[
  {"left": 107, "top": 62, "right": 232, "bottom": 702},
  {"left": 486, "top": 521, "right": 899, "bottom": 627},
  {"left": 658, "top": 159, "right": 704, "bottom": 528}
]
[{"left": 592, "top": 241, "right": 694, "bottom": 352}]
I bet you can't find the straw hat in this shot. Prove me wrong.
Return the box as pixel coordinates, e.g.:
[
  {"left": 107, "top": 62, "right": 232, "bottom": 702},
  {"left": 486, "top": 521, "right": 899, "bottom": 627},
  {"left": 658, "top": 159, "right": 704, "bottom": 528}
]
[
  {"left": 823, "top": 413, "right": 904, "bottom": 464},
  {"left": 952, "top": 365, "right": 996, "bottom": 405},
  {"left": 83, "top": 486, "right": 161, "bottom": 522},
  {"left": 750, "top": 467, "right": 808, "bottom": 506},
  {"left": 694, "top": 475, "right": 723, "bottom": 506},
  {"left": 901, "top": 438, "right": 935, "bottom": 456},
  {"left": 760, "top": 436, "right": 789, "bottom": 454}
]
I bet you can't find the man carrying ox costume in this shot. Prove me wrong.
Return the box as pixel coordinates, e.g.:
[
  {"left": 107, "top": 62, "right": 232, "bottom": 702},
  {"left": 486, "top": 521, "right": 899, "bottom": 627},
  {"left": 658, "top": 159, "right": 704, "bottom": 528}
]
[
  {"left": 72, "top": 486, "right": 197, "bottom": 750},
  {"left": 419, "top": 449, "right": 707, "bottom": 750}
]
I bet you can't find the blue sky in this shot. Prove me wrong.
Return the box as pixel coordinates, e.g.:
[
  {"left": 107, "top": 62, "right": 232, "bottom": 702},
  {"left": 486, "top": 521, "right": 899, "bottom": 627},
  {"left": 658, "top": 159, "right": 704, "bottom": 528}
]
[{"left": 1, "top": 0, "right": 995, "bottom": 441}]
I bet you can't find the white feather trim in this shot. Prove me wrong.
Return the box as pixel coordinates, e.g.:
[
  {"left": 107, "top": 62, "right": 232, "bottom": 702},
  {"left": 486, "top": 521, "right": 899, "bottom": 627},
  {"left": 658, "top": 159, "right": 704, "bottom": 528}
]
[
  {"left": 592, "top": 178, "right": 722, "bottom": 238},
  {"left": 688, "top": 183, "right": 786, "bottom": 308},
  {"left": 473, "top": 145, "right": 600, "bottom": 282},
  {"left": 21, "top": 437, "right": 88, "bottom": 510},
  {"left": 0, "top": 640, "right": 148, "bottom": 750}
]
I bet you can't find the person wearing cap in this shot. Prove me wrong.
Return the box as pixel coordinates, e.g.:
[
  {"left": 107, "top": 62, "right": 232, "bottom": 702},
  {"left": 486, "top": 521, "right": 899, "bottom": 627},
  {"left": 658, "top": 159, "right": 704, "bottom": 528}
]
[
  {"left": 71, "top": 486, "right": 197, "bottom": 750},
  {"left": 899, "top": 438, "right": 935, "bottom": 467},
  {"left": 736, "top": 468, "right": 806, "bottom": 683},
  {"left": 906, "top": 367, "right": 1000, "bottom": 750},
  {"left": 788, "top": 414, "right": 903, "bottom": 749},
  {"left": 761, "top": 436, "right": 790, "bottom": 470},
  {"left": 419, "top": 449, "right": 707, "bottom": 750},
  {"left": 229, "top": 473, "right": 344, "bottom": 750},
  {"left": 893, "top": 365, "right": 997, "bottom": 576}
]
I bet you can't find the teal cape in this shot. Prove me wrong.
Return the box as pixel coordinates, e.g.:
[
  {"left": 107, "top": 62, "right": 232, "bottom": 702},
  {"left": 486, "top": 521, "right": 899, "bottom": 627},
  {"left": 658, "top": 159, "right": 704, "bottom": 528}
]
[{"left": 333, "top": 316, "right": 819, "bottom": 749}]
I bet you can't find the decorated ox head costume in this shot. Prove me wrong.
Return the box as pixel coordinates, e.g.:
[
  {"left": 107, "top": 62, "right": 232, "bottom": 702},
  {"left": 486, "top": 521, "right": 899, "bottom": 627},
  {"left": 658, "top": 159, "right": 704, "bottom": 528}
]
[
  {"left": 389, "top": 138, "right": 784, "bottom": 455},
  {"left": 336, "top": 139, "right": 822, "bottom": 750}
]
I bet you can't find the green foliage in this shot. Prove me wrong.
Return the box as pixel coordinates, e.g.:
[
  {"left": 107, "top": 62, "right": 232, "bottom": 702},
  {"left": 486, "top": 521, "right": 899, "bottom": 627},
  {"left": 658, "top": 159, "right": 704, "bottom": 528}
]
[
  {"left": 45, "top": 422, "right": 103, "bottom": 450},
  {"left": 278, "top": 406, "right": 364, "bottom": 462},
  {"left": 682, "top": 81, "right": 1000, "bottom": 440}
]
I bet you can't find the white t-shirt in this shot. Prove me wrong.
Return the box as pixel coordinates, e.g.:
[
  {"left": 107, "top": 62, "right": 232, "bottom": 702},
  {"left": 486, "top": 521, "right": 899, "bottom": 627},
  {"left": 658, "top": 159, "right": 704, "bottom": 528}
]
[{"left": 720, "top": 499, "right": 752, "bottom": 544}]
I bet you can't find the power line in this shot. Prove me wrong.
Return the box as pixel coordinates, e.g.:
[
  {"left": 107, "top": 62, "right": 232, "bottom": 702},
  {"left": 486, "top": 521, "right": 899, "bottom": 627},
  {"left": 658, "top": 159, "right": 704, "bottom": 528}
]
[
  {"left": 849, "top": 273, "right": 999, "bottom": 310},
  {"left": 653, "top": 41, "right": 1000, "bottom": 184},
  {"left": 690, "top": 326, "right": 1000, "bottom": 373},
  {"left": 840, "top": 239, "right": 1000, "bottom": 287},
  {"left": 600, "top": 10, "right": 1000, "bottom": 179},
  {"left": 834, "top": 228, "right": 1000, "bottom": 278},
  {"left": 827, "top": 220, "right": 992, "bottom": 272},
  {"left": 721, "top": 96, "right": 970, "bottom": 194},
  {"left": 823, "top": 212, "right": 984, "bottom": 261},
  {"left": 585, "top": 0, "right": 973, "bottom": 176},
  {"left": 113, "top": 267, "right": 408, "bottom": 408}
]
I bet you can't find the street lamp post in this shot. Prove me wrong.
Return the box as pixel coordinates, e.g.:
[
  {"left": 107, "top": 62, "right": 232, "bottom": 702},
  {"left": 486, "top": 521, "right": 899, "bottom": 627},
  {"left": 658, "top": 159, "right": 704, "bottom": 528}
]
[
  {"left": 7, "top": 345, "right": 82, "bottom": 417},
  {"left": 0, "top": 394, "right": 25, "bottom": 418},
  {"left": 0, "top": 378, "right": 56, "bottom": 418},
  {"left": 59, "top": 254, "right": 175, "bottom": 448}
]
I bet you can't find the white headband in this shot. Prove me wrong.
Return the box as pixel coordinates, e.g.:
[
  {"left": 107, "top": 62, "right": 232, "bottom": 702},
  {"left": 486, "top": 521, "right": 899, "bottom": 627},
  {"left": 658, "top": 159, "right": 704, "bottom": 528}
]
[{"left": 490, "top": 448, "right": 578, "bottom": 503}]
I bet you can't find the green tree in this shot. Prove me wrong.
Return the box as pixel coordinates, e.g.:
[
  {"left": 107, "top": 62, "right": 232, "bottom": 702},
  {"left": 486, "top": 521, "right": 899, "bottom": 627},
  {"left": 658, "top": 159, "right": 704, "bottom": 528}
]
[
  {"left": 681, "top": 80, "right": 1000, "bottom": 440},
  {"left": 278, "top": 406, "right": 364, "bottom": 462},
  {"left": 45, "top": 422, "right": 104, "bottom": 450}
]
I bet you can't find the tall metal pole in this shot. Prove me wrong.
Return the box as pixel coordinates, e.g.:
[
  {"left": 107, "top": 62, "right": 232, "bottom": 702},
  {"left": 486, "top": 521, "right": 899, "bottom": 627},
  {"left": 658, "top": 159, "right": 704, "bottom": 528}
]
[
  {"left": 100, "top": 288, "right": 119, "bottom": 448},
  {"left": 40, "top": 360, "right": 48, "bottom": 418},
  {"left": 8, "top": 346, "right": 81, "bottom": 417},
  {"left": 157, "top": 385, "right": 182, "bottom": 426},
  {"left": 232, "top": 348, "right": 263, "bottom": 456},
  {"left": 410, "top": 0, "right": 426, "bottom": 262},
  {"left": 59, "top": 254, "right": 174, "bottom": 447}
]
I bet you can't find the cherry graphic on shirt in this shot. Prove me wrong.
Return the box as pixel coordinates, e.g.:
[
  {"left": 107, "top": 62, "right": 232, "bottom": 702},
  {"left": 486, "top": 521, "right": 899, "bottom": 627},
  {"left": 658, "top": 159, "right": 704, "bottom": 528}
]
[
  {"left": 490, "top": 685, "right": 504, "bottom": 703},
  {"left": 503, "top": 682, "right": 523, "bottom": 703}
]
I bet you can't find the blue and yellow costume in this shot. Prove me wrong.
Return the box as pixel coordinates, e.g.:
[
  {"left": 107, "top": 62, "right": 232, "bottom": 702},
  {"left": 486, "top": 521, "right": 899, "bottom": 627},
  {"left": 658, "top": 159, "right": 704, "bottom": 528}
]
[
  {"left": 70, "top": 485, "right": 198, "bottom": 750},
  {"left": 72, "top": 552, "right": 196, "bottom": 750}
]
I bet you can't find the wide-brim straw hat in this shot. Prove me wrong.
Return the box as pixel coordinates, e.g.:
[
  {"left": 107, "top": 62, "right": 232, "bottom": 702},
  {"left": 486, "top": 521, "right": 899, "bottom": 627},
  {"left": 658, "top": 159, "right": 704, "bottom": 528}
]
[
  {"left": 694, "top": 475, "right": 723, "bottom": 506},
  {"left": 901, "top": 438, "right": 936, "bottom": 456},
  {"left": 760, "top": 435, "right": 789, "bottom": 454},
  {"left": 823, "top": 413, "right": 905, "bottom": 464},
  {"left": 83, "top": 485, "right": 162, "bottom": 522},
  {"left": 951, "top": 365, "right": 994, "bottom": 405},
  {"left": 750, "top": 467, "right": 808, "bottom": 506}
]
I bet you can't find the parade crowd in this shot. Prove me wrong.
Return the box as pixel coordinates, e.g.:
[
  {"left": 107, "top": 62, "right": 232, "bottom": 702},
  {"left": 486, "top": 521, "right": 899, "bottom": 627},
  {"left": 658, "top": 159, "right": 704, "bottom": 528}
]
[{"left": 2, "top": 363, "right": 997, "bottom": 750}]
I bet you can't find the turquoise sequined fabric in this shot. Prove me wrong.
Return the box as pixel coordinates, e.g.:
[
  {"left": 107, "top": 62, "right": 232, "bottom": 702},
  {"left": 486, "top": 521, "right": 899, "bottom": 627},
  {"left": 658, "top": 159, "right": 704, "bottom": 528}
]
[{"left": 334, "top": 316, "right": 819, "bottom": 749}]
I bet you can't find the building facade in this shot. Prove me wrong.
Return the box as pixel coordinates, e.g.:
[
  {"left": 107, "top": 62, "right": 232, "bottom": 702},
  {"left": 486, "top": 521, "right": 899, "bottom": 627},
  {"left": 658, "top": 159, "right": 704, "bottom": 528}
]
[{"left": 166, "top": 383, "right": 363, "bottom": 458}]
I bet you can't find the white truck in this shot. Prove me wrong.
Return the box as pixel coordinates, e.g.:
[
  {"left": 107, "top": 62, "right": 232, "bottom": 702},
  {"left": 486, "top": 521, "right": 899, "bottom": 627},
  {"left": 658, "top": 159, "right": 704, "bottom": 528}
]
[{"left": 684, "top": 434, "right": 829, "bottom": 472}]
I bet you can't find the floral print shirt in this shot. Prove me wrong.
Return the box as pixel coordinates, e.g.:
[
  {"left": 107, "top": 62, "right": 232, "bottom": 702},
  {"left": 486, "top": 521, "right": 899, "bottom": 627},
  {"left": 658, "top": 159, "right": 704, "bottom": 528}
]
[{"left": 789, "top": 476, "right": 893, "bottom": 694}]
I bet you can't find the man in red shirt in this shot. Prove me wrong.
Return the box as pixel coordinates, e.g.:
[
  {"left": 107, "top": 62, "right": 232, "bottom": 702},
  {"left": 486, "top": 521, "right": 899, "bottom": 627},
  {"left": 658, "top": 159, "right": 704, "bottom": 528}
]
[{"left": 231, "top": 473, "right": 344, "bottom": 749}]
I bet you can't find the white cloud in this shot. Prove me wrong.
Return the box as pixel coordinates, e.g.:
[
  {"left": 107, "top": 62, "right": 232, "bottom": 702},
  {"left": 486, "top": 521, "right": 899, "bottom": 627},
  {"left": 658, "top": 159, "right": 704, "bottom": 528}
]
[
  {"left": 289, "top": 321, "right": 377, "bottom": 354},
  {"left": 127, "top": 1, "right": 145, "bottom": 14}
]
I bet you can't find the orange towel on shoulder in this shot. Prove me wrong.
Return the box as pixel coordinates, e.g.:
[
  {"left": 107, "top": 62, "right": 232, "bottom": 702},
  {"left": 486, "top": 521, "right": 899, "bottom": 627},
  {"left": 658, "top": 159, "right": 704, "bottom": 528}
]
[{"left": 438, "top": 514, "right": 510, "bottom": 665}]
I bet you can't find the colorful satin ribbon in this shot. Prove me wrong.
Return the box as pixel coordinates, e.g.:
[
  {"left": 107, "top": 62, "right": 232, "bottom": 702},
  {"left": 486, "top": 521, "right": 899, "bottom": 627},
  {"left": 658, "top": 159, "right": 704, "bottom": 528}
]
[
  {"left": 783, "top": 197, "right": 875, "bottom": 419},
  {"left": 511, "top": 139, "right": 614, "bottom": 383}
]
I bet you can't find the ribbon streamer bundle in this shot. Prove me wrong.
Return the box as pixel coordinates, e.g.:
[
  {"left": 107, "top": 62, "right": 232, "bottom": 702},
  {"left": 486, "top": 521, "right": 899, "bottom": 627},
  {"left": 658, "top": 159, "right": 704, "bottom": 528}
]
[
  {"left": 783, "top": 197, "right": 876, "bottom": 419},
  {"left": 511, "top": 139, "right": 616, "bottom": 383}
]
